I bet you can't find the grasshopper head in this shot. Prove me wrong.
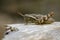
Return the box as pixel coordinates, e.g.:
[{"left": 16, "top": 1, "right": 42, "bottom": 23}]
[{"left": 47, "top": 12, "right": 54, "bottom": 18}]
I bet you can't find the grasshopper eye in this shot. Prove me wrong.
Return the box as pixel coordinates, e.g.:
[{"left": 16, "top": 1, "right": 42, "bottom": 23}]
[
  {"left": 50, "top": 12, "right": 54, "bottom": 16},
  {"left": 48, "top": 12, "right": 54, "bottom": 18}
]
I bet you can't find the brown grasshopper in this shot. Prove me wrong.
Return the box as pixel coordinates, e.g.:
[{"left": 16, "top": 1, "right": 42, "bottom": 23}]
[{"left": 17, "top": 11, "right": 55, "bottom": 25}]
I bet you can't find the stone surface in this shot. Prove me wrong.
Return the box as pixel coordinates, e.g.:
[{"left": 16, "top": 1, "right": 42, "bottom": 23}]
[{"left": 2, "top": 22, "right": 60, "bottom": 40}]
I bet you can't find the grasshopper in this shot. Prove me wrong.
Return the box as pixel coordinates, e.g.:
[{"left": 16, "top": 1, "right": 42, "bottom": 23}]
[{"left": 17, "top": 11, "right": 55, "bottom": 25}]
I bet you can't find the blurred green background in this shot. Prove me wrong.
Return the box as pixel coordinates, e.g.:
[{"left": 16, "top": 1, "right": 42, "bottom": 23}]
[{"left": 0, "top": 0, "right": 60, "bottom": 24}]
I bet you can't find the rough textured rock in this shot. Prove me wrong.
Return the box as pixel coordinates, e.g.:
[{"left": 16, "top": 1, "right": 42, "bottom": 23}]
[{"left": 2, "top": 22, "right": 60, "bottom": 40}]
